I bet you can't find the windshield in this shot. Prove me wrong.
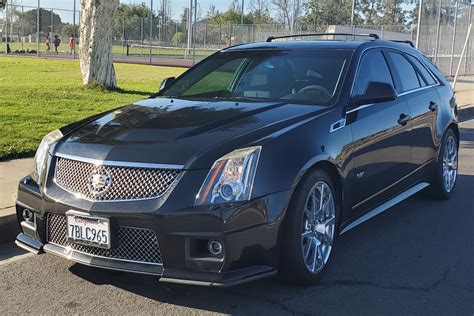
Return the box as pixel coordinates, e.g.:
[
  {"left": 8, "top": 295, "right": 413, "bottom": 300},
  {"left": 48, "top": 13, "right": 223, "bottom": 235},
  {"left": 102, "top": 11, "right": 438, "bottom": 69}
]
[{"left": 159, "top": 49, "right": 353, "bottom": 105}]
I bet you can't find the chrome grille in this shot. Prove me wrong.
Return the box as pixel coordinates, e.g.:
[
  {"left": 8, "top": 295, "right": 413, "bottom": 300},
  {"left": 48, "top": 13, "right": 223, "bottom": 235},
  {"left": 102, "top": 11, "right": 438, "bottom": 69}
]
[
  {"left": 55, "top": 156, "right": 181, "bottom": 201},
  {"left": 47, "top": 213, "right": 163, "bottom": 265}
]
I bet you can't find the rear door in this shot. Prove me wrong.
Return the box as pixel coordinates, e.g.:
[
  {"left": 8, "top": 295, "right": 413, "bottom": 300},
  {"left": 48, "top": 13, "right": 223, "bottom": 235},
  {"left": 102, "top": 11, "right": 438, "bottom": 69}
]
[
  {"left": 385, "top": 51, "right": 441, "bottom": 172},
  {"left": 346, "top": 49, "right": 413, "bottom": 214}
]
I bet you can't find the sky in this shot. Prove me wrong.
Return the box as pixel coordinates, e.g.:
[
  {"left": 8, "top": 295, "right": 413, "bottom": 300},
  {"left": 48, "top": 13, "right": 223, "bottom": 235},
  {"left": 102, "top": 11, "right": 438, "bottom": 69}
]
[{"left": 19, "top": 0, "right": 239, "bottom": 22}]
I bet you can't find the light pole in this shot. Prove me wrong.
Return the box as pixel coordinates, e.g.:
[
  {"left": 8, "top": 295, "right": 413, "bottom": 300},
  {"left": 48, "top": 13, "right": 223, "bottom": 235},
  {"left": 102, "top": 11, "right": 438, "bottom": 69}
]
[
  {"left": 241, "top": 0, "right": 244, "bottom": 26},
  {"left": 186, "top": 0, "right": 192, "bottom": 59},
  {"left": 415, "top": 0, "right": 423, "bottom": 49},
  {"left": 350, "top": 0, "right": 356, "bottom": 31}
]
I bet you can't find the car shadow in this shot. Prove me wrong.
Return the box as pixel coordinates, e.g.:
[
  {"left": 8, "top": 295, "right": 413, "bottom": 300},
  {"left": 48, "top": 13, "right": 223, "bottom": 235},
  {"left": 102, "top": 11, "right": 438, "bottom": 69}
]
[{"left": 68, "top": 171, "right": 474, "bottom": 313}]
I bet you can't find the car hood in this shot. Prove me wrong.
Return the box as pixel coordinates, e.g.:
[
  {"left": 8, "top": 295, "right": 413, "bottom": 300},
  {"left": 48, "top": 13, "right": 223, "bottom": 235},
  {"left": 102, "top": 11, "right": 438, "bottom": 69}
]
[{"left": 55, "top": 97, "right": 330, "bottom": 169}]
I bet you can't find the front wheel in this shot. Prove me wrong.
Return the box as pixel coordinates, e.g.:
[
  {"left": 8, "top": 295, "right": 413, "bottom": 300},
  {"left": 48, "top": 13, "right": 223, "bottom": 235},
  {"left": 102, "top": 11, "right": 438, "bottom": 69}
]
[
  {"left": 427, "top": 129, "right": 459, "bottom": 200},
  {"left": 279, "top": 169, "right": 338, "bottom": 285}
]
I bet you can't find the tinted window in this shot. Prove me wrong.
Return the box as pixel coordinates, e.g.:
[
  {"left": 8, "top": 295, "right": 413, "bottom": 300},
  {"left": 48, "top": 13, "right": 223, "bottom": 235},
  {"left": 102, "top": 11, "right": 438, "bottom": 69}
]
[
  {"left": 353, "top": 51, "right": 394, "bottom": 96},
  {"left": 161, "top": 50, "right": 352, "bottom": 105},
  {"left": 406, "top": 54, "right": 437, "bottom": 85},
  {"left": 388, "top": 52, "right": 421, "bottom": 92}
]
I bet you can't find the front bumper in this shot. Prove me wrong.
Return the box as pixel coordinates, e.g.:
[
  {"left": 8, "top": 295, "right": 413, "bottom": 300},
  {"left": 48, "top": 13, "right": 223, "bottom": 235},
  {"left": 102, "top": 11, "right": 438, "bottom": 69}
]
[{"left": 15, "top": 176, "right": 289, "bottom": 286}]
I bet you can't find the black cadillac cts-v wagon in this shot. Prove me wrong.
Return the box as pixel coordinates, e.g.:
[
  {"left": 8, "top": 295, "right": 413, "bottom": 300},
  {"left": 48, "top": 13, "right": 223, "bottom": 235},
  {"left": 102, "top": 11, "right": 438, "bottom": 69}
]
[{"left": 15, "top": 33, "right": 459, "bottom": 286}]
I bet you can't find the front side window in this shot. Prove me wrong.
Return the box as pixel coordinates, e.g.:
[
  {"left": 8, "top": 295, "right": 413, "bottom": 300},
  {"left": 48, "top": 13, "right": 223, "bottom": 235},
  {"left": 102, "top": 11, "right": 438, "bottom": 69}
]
[
  {"left": 353, "top": 51, "right": 394, "bottom": 97},
  {"left": 160, "top": 49, "right": 352, "bottom": 106}
]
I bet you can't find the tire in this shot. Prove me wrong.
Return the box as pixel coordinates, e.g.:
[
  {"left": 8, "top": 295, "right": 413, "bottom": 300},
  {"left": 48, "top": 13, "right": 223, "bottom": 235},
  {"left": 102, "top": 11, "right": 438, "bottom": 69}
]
[
  {"left": 279, "top": 169, "right": 339, "bottom": 285},
  {"left": 427, "top": 129, "right": 459, "bottom": 200}
]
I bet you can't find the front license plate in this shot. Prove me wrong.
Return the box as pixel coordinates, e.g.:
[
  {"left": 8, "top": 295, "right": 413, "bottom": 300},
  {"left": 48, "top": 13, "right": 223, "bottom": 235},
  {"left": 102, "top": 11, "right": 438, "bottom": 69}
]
[{"left": 66, "top": 212, "right": 111, "bottom": 249}]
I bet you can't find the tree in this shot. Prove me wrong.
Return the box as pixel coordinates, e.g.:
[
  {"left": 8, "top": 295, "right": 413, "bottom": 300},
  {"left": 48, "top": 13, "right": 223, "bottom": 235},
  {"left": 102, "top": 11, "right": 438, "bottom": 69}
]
[
  {"left": 249, "top": 0, "right": 272, "bottom": 23},
  {"left": 271, "top": 0, "right": 304, "bottom": 30},
  {"left": 377, "top": 0, "right": 407, "bottom": 27},
  {"left": 114, "top": 4, "right": 155, "bottom": 41},
  {"left": 208, "top": 10, "right": 253, "bottom": 25},
  {"left": 301, "top": 0, "right": 353, "bottom": 28},
  {"left": 172, "top": 31, "right": 186, "bottom": 45},
  {"left": 271, "top": 0, "right": 291, "bottom": 27},
  {"left": 79, "top": 0, "right": 119, "bottom": 88},
  {"left": 356, "top": 0, "right": 383, "bottom": 26},
  {"left": 12, "top": 8, "right": 63, "bottom": 36}
]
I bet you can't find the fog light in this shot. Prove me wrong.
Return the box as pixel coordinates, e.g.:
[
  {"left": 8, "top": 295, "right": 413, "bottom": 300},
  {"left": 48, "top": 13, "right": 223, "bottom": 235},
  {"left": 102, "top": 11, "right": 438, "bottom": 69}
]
[
  {"left": 22, "top": 209, "right": 33, "bottom": 222},
  {"left": 208, "top": 240, "right": 223, "bottom": 256}
]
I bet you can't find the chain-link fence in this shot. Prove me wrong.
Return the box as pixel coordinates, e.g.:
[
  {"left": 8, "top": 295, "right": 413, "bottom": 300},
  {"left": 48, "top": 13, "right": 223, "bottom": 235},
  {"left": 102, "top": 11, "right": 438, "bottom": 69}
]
[
  {"left": 1, "top": 1, "right": 472, "bottom": 76},
  {"left": 417, "top": 0, "right": 473, "bottom": 76}
]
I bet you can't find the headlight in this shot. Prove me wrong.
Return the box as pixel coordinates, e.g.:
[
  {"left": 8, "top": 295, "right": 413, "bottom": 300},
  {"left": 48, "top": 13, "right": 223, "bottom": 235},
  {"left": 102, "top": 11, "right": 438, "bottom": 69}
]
[
  {"left": 195, "top": 146, "right": 261, "bottom": 205},
  {"left": 31, "top": 129, "right": 63, "bottom": 185}
]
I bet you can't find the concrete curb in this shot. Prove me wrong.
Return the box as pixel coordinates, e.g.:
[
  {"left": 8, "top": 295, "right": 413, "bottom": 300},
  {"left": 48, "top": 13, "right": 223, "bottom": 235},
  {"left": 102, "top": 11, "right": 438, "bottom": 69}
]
[
  {"left": 459, "top": 104, "right": 474, "bottom": 120},
  {"left": 0, "top": 208, "right": 19, "bottom": 245}
]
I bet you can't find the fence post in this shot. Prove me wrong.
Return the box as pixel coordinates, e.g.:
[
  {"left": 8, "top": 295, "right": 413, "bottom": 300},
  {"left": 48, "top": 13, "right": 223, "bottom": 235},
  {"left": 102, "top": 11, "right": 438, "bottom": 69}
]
[
  {"left": 4, "top": 1, "right": 8, "bottom": 55},
  {"left": 73, "top": 0, "right": 76, "bottom": 59},
  {"left": 464, "top": 6, "right": 472, "bottom": 76},
  {"left": 21, "top": 5, "right": 24, "bottom": 51},
  {"left": 36, "top": 0, "right": 40, "bottom": 57},
  {"left": 434, "top": 0, "right": 442, "bottom": 64},
  {"left": 449, "top": 1, "right": 459, "bottom": 76},
  {"left": 141, "top": 17, "right": 144, "bottom": 55},
  {"left": 50, "top": 8, "right": 53, "bottom": 37},
  {"left": 149, "top": 0, "right": 153, "bottom": 64},
  {"left": 192, "top": 0, "right": 197, "bottom": 65},
  {"left": 122, "top": 14, "right": 125, "bottom": 55},
  {"left": 415, "top": 0, "right": 424, "bottom": 49}
]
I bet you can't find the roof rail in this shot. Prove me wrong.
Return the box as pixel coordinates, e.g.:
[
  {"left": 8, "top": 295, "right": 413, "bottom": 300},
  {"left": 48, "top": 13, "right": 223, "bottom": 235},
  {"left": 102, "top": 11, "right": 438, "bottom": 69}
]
[
  {"left": 388, "top": 40, "right": 415, "bottom": 48},
  {"left": 265, "top": 33, "right": 380, "bottom": 42}
]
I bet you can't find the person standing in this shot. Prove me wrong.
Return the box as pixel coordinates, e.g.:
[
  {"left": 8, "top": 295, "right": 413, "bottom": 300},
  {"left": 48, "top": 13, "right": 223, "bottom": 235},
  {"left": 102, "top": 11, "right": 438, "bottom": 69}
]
[
  {"left": 45, "top": 34, "right": 51, "bottom": 53},
  {"left": 53, "top": 35, "right": 61, "bottom": 54},
  {"left": 69, "top": 34, "right": 75, "bottom": 55}
]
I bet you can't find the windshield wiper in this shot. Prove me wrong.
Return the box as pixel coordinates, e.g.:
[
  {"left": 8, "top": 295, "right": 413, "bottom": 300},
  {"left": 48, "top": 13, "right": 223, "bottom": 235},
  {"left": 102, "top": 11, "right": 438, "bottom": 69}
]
[{"left": 213, "top": 96, "right": 269, "bottom": 102}]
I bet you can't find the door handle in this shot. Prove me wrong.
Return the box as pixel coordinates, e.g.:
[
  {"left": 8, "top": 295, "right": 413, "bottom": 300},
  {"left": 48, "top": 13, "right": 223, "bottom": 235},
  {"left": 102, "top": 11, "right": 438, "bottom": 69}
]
[
  {"left": 398, "top": 113, "right": 411, "bottom": 126},
  {"left": 429, "top": 101, "right": 438, "bottom": 111}
]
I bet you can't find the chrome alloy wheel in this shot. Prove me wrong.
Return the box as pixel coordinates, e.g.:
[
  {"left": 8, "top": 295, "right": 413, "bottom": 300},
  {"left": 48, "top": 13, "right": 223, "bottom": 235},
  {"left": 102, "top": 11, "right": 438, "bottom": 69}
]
[
  {"left": 442, "top": 135, "right": 458, "bottom": 193},
  {"left": 301, "top": 181, "right": 336, "bottom": 274}
]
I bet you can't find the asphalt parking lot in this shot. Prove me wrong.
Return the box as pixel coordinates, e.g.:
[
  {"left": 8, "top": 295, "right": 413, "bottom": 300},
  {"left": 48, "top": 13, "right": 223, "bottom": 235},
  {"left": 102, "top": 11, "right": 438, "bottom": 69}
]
[{"left": 0, "top": 112, "right": 472, "bottom": 315}]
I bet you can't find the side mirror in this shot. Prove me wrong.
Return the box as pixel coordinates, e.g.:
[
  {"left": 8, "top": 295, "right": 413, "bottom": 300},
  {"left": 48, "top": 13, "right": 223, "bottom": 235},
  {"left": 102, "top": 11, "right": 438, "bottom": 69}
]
[
  {"left": 352, "top": 81, "right": 397, "bottom": 106},
  {"left": 160, "top": 77, "right": 175, "bottom": 91}
]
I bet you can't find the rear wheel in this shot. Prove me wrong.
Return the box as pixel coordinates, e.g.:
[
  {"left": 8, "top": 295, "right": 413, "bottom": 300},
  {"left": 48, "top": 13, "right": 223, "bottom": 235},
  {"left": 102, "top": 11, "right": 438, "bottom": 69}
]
[
  {"left": 279, "top": 169, "right": 338, "bottom": 285},
  {"left": 427, "top": 129, "right": 458, "bottom": 200}
]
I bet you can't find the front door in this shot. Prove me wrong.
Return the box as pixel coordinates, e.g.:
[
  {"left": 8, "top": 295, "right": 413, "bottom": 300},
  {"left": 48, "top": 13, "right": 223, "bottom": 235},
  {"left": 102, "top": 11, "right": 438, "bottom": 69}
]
[{"left": 346, "top": 50, "right": 413, "bottom": 216}]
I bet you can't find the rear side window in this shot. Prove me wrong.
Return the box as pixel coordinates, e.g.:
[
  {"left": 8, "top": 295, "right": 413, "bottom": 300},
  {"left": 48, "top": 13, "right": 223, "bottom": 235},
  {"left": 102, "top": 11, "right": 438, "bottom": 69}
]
[
  {"left": 387, "top": 52, "right": 421, "bottom": 92},
  {"left": 353, "top": 51, "right": 394, "bottom": 96},
  {"left": 406, "top": 54, "right": 437, "bottom": 85}
]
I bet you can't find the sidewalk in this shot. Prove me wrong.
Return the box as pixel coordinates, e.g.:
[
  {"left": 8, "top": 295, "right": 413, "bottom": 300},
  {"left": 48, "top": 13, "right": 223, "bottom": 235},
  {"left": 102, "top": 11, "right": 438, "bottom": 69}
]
[
  {"left": 0, "top": 158, "right": 33, "bottom": 244},
  {"left": 450, "top": 75, "right": 474, "bottom": 108}
]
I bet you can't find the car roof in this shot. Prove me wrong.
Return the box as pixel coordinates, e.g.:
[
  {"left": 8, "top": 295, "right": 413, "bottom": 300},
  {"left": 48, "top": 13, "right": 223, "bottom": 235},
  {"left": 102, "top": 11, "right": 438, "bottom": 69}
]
[{"left": 222, "top": 39, "right": 416, "bottom": 53}]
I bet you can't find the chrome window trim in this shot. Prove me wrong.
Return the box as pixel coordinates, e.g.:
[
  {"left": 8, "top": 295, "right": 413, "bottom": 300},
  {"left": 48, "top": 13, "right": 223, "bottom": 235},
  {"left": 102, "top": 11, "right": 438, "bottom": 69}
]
[
  {"left": 397, "top": 83, "right": 440, "bottom": 97},
  {"left": 55, "top": 152, "right": 185, "bottom": 170},
  {"left": 347, "top": 45, "right": 441, "bottom": 109},
  {"left": 346, "top": 103, "right": 375, "bottom": 114}
]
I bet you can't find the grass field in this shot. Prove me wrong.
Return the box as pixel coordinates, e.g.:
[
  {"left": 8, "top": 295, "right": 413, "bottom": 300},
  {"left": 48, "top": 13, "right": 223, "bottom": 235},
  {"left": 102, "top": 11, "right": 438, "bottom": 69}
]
[
  {"left": 5, "top": 42, "right": 217, "bottom": 58},
  {"left": 0, "top": 56, "right": 185, "bottom": 161}
]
